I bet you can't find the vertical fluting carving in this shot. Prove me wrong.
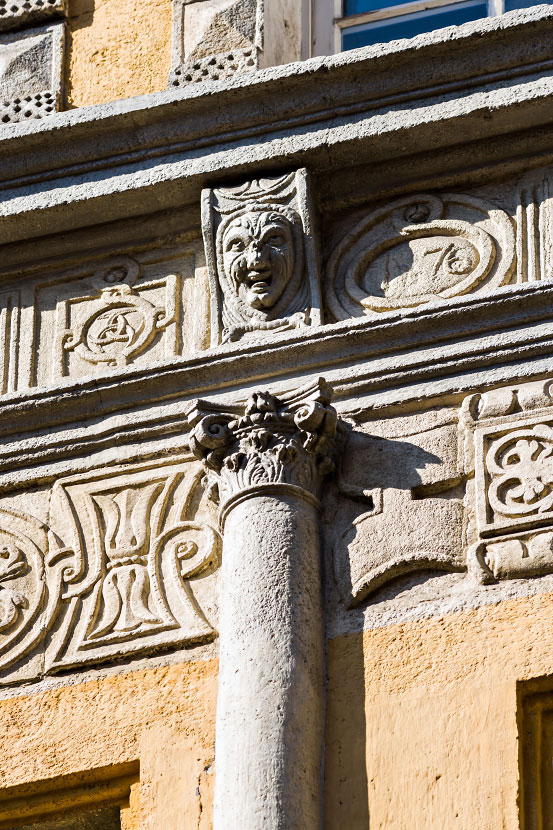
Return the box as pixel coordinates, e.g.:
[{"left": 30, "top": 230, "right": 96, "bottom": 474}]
[{"left": 187, "top": 379, "right": 337, "bottom": 830}]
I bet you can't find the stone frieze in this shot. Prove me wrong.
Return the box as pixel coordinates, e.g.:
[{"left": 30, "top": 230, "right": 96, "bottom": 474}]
[{"left": 325, "top": 192, "right": 516, "bottom": 319}]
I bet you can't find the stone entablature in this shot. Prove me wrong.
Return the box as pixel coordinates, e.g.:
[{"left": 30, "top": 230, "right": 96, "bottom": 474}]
[{"left": 3, "top": 9, "right": 553, "bottom": 827}]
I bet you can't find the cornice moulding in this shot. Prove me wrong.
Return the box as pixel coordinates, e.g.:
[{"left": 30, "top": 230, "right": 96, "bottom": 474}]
[
  {"left": 0, "top": 281, "right": 553, "bottom": 455},
  {"left": 0, "top": 8, "right": 552, "bottom": 242}
]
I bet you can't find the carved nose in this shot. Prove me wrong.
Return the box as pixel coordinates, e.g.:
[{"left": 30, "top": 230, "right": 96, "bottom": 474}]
[{"left": 246, "top": 246, "right": 269, "bottom": 270}]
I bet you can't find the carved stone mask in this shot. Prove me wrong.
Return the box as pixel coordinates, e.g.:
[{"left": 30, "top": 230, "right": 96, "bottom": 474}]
[{"left": 221, "top": 210, "right": 295, "bottom": 311}]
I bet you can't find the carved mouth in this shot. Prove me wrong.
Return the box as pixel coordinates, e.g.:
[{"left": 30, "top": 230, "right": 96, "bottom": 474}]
[{"left": 245, "top": 270, "right": 272, "bottom": 292}]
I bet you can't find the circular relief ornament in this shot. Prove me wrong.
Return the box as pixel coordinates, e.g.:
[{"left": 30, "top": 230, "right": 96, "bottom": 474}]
[{"left": 325, "top": 193, "right": 515, "bottom": 319}]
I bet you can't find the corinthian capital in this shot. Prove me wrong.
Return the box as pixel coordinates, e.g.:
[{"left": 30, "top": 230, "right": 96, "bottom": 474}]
[{"left": 186, "top": 379, "right": 337, "bottom": 520}]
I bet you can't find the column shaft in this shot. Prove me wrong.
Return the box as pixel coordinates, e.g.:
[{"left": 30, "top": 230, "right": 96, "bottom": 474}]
[{"left": 213, "top": 492, "right": 325, "bottom": 830}]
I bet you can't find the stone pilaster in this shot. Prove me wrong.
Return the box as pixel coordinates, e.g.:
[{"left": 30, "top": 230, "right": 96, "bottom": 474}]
[{"left": 187, "top": 379, "right": 337, "bottom": 830}]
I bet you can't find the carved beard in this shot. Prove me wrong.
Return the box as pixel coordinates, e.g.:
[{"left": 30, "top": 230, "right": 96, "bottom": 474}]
[{"left": 222, "top": 211, "right": 295, "bottom": 312}]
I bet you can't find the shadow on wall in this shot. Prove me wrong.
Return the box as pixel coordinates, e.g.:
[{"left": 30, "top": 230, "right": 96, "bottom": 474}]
[
  {"left": 323, "top": 426, "right": 456, "bottom": 828},
  {"left": 64, "top": 0, "right": 95, "bottom": 109},
  {"left": 325, "top": 628, "right": 370, "bottom": 829}
]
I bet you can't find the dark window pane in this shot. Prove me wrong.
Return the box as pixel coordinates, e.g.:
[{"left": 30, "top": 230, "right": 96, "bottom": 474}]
[
  {"left": 505, "top": 0, "right": 551, "bottom": 10},
  {"left": 342, "top": 1, "right": 489, "bottom": 49}
]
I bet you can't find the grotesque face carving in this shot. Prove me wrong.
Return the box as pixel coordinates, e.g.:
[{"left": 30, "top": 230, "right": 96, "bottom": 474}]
[{"left": 221, "top": 210, "right": 295, "bottom": 311}]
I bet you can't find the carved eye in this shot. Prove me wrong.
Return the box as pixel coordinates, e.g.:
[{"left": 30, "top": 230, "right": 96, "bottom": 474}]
[
  {"left": 227, "top": 239, "right": 245, "bottom": 253},
  {"left": 267, "top": 234, "right": 285, "bottom": 246}
]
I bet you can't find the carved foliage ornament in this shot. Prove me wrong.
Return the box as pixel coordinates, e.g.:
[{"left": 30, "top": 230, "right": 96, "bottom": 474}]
[
  {"left": 326, "top": 193, "right": 515, "bottom": 319},
  {"left": 187, "top": 379, "right": 337, "bottom": 521},
  {"left": 202, "top": 169, "right": 323, "bottom": 345},
  {"left": 461, "top": 379, "right": 553, "bottom": 584}
]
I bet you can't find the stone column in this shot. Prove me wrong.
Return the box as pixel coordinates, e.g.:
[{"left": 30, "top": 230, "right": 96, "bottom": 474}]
[{"left": 187, "top": 379, "right": 337, "bottom": 830}]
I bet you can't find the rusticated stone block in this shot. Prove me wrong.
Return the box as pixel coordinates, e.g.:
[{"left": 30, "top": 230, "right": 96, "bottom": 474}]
[
  {"left": 169, "top": 0, "right": 261, "bottom": 87},
  {"left": 0, "top": 0, "right": 65, "bottom": 33},
  {"left": 0, "top": 22, "right": 64, "bottom": 123}
]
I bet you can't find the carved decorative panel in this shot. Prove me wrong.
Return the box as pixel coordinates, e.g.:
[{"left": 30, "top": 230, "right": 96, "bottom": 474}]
[
  {"left": 461, "top": 379, "right": 553, "bottom": 584},
  {"left": 326, "top": 193, "right": 516, "bottom": 320},
  {"left": 0, "top": 22, "right": 64, "bottom": 124},
  {"left": 46, "top": 456, "right": 219, "bottom": 670},
  {"left": 30, "top": 245, "right": 207, "bottom": 388},
  {"left": 202, "top": 169, "right": 322, "bottom": 345},
  {"left": 0, "top": 454, "right": 219, "bottom": 683},
  {"left": 0, "top": 507, "right": 61, "bottom": 677},
  {"left": 169, "top": 0, "right": 261, "bottom": 88}
]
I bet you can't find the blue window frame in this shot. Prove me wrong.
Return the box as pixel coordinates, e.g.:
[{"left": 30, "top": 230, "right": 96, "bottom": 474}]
[{"left": 341, "top": 0, "right": 552, "bottom": 51}]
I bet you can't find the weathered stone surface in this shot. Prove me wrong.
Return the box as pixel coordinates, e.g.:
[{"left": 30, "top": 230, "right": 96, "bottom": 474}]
[
  {"left": 326, "top": 192, "right": 516, "bottom": 318},
  {"left": 4, "top": 5, "right": 553, "bottom": 828},
  {"left": 0, "top": 22, "right": 63, "bottom": 123},
  {"left": 0, "top": 0, "right": 65, "bottom": 33},
  {"left": 202, "top": 169, "right": 322, "bottom": 344},
  {"left": 2, "top": 9, "right": 553, "bottom": 244},
  {"left": 169, "top": 0, "right": 261, "bottom": 87},
  {"left": 188, "top": 380, "right": 336, "bottom": 829}
]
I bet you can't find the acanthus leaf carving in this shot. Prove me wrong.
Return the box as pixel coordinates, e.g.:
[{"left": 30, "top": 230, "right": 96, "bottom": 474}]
[{"left": 187, "top": 379, "right": 337, "bottom": 519}]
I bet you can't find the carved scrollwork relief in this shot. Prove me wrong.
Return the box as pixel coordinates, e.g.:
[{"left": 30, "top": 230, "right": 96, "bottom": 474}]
[
  {"left": 0, "top": 455, "right": 220, "bottom": 682},
  {"left": 40, "top": 253, "right": 191, "bottom": 384},
  {"left": 45, "top": 456, "right": 220, "bottom": 670},
  {"left": 202, "top": 169, "right": 323, "bottom": 345},
  {"left": 461, "top": 379, "right": 553, "bottom": 584},
  {"left": 0, "top": 507, "right": 66, "bottom": 676},
  {"left": 326, "top": 193, "right": 515, "bottom": 319}
]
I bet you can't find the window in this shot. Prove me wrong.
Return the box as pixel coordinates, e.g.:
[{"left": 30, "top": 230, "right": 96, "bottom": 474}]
[
  {"left": 17, "top": 805, "right": 121, "bottom": 830},
  {"left": 338, "top": 0, "right": 550, "bottom": 50}
]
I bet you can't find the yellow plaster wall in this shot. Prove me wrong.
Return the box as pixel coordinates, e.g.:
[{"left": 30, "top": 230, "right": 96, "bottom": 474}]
[
  {"left": 0, "top": 659, "right": 217, "bottom": 828},
  {"left": 66, "top": 0, "right": 173, "bottom": 108},
  {"left": 324, "top": 592, "right": 553, "bottom": 830},
  {"left": 4, "top": 593, "right": 552, "bottom": 828}
]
